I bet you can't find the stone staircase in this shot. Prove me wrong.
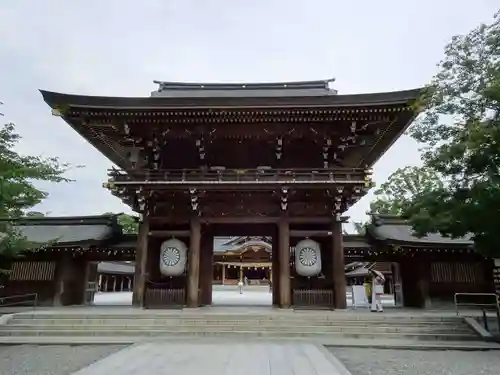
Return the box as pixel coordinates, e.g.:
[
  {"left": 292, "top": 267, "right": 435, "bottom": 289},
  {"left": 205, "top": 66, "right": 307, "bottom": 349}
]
[{"left": 0, "top": 310, "right": 486, "bottom": 345}]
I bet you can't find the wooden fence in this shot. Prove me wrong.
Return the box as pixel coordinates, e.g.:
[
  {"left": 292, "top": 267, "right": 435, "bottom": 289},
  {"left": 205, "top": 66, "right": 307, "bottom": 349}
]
[
  {"left": 292, "top": 289, "right": 333, "bottom": 308},
  {"left": 144, "top": 286, "right": 185, "bottom": 308}
]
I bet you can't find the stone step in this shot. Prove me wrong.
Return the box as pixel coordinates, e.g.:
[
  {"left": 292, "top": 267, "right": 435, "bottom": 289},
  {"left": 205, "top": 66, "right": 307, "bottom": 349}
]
[
  {"left": 13, "top": 314, "right": 464, "bottom": 323},
  {"left": 14, "top": 311, "right": 462, "bottom": 319},
  {"left": 0, "top": 324, "right": 473, "bottom": 334},
  {"left": 0, "top": 329, "right": 479, "bottom": 341},
  {"left": 8, "top": 317, "right": 468, "bottom": 327}
]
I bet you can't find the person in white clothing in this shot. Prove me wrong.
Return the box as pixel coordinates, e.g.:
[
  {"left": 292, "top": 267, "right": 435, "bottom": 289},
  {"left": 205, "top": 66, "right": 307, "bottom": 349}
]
[
  {"left": 370, "top": 270, "right": 385, "bottom": 312},
  {"left": 237, "top": 280, "right": 243, "bottom": 294}
]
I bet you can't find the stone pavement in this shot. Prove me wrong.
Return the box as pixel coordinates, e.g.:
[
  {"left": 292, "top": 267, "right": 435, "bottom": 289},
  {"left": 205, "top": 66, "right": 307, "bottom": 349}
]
[{"left": 69, "top": 342, "right": 350, "bottom": 375}]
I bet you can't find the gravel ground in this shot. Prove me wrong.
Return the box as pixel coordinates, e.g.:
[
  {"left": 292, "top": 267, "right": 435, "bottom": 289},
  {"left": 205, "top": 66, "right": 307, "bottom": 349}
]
[
  {"left": 329, "top": 348, "right": 500, "bottom": 375},
  {"left": 0, "top": 345, "right": 128, "bottom": 375}
]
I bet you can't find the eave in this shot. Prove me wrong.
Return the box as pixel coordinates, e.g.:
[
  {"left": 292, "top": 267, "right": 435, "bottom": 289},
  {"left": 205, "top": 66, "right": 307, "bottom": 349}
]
[{"left": 40, "top": 88, "right": 422, "bottom": 110}]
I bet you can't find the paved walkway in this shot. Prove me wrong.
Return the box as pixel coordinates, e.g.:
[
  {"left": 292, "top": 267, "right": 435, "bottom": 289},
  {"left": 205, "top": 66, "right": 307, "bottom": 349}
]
[{"left": 70, "top": 342, "right": 349, "bottom": 375}]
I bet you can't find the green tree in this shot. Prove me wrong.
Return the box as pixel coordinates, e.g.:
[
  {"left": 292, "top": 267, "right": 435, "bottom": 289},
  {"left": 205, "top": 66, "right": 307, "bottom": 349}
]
[
  {"left": 24, "top": 211, "right": 45, "bottom": 217},
  {"left": 117, "top": 213, "right": 139, "bottom": 234},
  {"left": 370, "top": 166, "right": 443, "bottom": 216},
  {"left": 0, "top": 122, "right": 72, "bottom": 257},
  {"left": 352, "top": 221, "right": 367, "bottom": 235},
  {"left": 104, "top": 212, "right": 139, "bottom": 234},
  {"left": 404, "top": 11, "right": 500, "bottom": 256}
]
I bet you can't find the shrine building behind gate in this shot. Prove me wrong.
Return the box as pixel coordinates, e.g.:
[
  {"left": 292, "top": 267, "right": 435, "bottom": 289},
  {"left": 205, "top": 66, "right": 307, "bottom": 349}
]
[{"left": 38, "top": 79, "right": 423, "bottom": 309}]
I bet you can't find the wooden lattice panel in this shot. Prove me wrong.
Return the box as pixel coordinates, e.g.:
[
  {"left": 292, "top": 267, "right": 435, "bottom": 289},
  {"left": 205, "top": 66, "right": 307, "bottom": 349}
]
[
  {"left": 431, "top": 262, "right": 483, "bottom": 284},
  {"left": 10, "top": 261, "right": 56, "bottom": 281},
  {"left": 493, "top": 266, "right": 500, "bottom": 294},
  {"left": 293, "top": 289, "right": 333, "bottom": 307}
]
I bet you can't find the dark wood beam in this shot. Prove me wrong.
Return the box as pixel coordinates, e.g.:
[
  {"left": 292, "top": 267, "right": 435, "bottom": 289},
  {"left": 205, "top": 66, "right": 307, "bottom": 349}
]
[
  {"left": 200, "top": 216, "right": 279, "bottom": 224},
  {"left": 148, "top": 230, "right": 190, "bottom": 237},
  {"left": 290, "top": 230, "right": 332, "bottom": 237},
  {"left": 117, "top": 182, "right": 366, "bottom": 192},
  {"left": 197, "top": 216, "right": 343, "bottom": 224}
]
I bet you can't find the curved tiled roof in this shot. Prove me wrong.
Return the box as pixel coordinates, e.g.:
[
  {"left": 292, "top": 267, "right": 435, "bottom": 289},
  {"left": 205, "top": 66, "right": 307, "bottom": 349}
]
[
  {"left": 368, "top": 214, "right": 473, "bottom": 246},
  {"left": 40, "top": 87, "right": 422, "bottom": 110},
  {"left": 39, "top": 83, "right": 421, "bottom": 170},
  {"left": 214, "top": 236, "right": 271, "bottom": 253},
  {"left": 0, "top": 214, "right": 121, "bottom": 247},
  {"left": 98, "top": 261, "right": 134, "bottom": 274}
]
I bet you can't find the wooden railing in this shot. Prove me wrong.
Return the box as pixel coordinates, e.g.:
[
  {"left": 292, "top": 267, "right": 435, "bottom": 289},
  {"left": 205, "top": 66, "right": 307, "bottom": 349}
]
[
  {"left": 0, "top": 293, "right": 38, "bottom": 309},
  {"left": 454, "top": 292, "right": 500, "bottom": 333},
  {"left": 108, "top": 168, "right": 368, "bottom": 184}
]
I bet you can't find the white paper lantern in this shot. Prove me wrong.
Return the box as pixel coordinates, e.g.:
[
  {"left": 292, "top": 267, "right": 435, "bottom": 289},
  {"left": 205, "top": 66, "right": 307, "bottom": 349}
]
[
  {"left": 159, "top": 238, "right": 187, "bottom": 276},
  {"left": 295, "top": 238, "right": 322, "bottom": 277}
]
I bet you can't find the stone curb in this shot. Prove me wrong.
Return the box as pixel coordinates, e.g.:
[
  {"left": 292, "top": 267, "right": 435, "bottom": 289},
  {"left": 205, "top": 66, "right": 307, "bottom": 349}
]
[
  {"left": 316, "top": 344, "right": 353, "bottom": 375},
  {"left": 1, "top": 336, "right": 500, "bottom": 351},
  {"left": 324, "top": 342, "right": 500, "bottom": 351},
  {"left": 463, "top": 317, "right": 494, "bottom": 341}
]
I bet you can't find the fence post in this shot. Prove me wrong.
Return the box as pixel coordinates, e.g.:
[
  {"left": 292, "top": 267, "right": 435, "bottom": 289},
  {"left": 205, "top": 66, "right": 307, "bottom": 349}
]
[
  {"left": 496, "top": 294, "right": 500, "bottom": 332},
  {"left": 482, "top": 308, "right": 489, "bottom": 330}
]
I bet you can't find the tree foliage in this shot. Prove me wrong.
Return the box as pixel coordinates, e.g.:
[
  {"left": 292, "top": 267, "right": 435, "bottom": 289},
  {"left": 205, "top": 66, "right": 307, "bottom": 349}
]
[
  {"left": 103, "top": 212, "right": 138, "bottom": 234},
  {"left": 117, "top": 213, "right": 139, "bottom": 234},
  {"left": 403, "top": 11, "right": 500, "bottom": 256},
  {"left": 352, "top": 221, "right": 366, "bottom": 235},
  {"left": 0, "top": 122, "right": 72, "bottom": 257},
  {"left": 370, "top": 166, "right": 444, "bottom": 216},
  {"left": 24, "top": 211, "right": 45, "bottom": 217}
]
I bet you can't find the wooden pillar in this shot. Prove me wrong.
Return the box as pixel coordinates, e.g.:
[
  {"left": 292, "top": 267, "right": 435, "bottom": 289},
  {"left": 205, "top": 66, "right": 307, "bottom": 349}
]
[
  {"left": 200, "top": 229, "right": 213, "bottom": 306},
  {"left": 392, "top": 262, "right": 404, "bottom": 307},
  {"left": 54, "top": 254, "right": 86, "bottom": 306},
  {"left": 418, "top": 259, "right": 431, "bottom": 308},
  {"left": 332, "top": 220, "right": 347, "bottom": 309},
  {"left": 272, "top": 231, "right": 280, "bottom": 306},
  {"left": 187, "top": 217, "right": 201, "bottom": 307},
  {"left": 278, "top": 218, "right": 291, "bottom": 308},
  {"left": 132, "top": 216, "right": 149, "bottom": 307}
]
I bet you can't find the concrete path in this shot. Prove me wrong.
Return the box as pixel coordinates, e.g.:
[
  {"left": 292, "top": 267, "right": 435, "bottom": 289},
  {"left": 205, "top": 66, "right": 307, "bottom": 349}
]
[{"left": 69, "top": 342, "right": 350, "bottom": 375}]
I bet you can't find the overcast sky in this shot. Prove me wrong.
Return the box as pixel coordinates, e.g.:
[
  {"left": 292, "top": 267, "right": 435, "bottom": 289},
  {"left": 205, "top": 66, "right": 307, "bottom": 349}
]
[{"left": 0, "top": 1, "right": 498, "bottom": 230}]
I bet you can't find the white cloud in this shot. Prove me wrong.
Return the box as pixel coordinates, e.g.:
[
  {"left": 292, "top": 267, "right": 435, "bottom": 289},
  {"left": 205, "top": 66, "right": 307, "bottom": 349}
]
[{"left": 0, "top": 0, "right": 497, "bottom": 222}]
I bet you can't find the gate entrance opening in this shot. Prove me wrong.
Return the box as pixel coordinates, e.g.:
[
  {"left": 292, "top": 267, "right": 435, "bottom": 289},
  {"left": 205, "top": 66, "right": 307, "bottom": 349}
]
[{"left": 211, "top": 235, "right": 273, "bottom": 307}]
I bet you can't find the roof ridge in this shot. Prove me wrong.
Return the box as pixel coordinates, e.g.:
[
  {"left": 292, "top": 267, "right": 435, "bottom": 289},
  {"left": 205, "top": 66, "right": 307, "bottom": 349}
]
[
  {"left": 153, "top": 79, "right": 336, "bottom": 91},
  {"left": 0, "top": 214, "right": 120, "bottom": 226}
]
